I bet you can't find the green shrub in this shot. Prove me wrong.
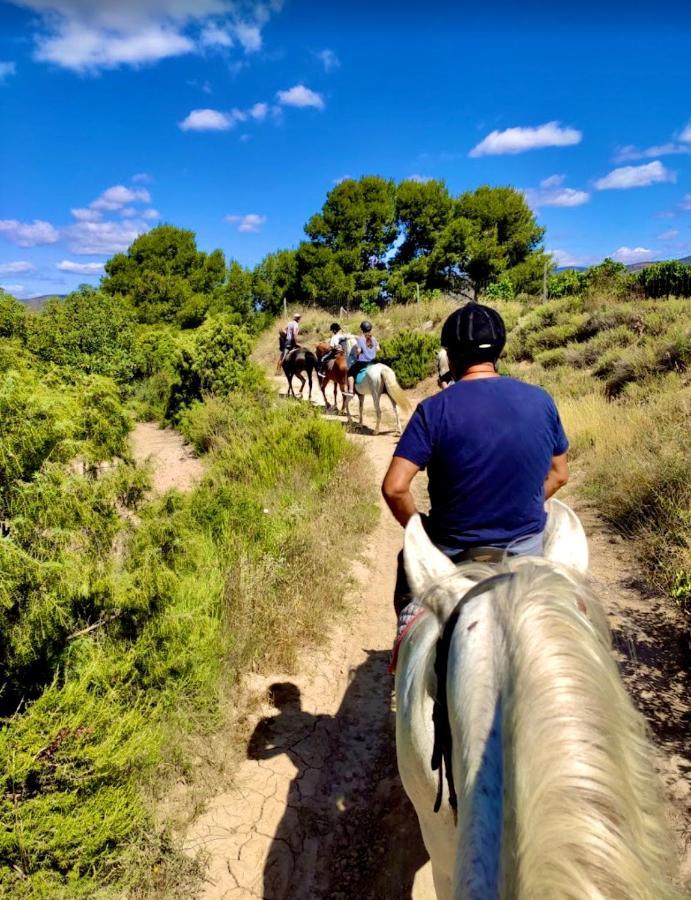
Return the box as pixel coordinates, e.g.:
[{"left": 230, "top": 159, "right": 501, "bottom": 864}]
[
  {"left": 484, "top": 275, "right": 514, "bottom": 300},
  {"left": 535, "top": 347, "right": 567, "bottom": 368},
  {"left": 379, "top": 331, "right": 438, "bottom": 388},
  {"left": 564, "top": 326, "right": 637, "bottom": 369},
  {"left": 0, "top": 289, "right": 27, "bottom": 338}
]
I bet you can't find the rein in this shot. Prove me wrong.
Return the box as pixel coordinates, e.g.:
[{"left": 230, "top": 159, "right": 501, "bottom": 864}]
[{"left": 431, "top": 572, "right": 515, "bottom": 819}]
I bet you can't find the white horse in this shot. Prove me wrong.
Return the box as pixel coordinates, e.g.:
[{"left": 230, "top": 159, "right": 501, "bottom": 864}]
[
  {"left": 396, "top": 499, "right": 680, "bottom": 900},
  {"left": 343, "top": 336, "right": 411, "bottom": 435}
]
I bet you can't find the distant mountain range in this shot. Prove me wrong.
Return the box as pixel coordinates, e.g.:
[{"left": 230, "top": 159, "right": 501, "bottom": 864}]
[
  {"left": 558, "top": 254, "right": 691, "bottom": 274},
  {"left": 20, "top": 294, "right": 67, "bottom": 310}
]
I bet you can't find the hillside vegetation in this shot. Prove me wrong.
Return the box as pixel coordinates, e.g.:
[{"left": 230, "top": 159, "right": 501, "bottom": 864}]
[{"left": 0, "top": 282, "right": 374, "bottom": 896}]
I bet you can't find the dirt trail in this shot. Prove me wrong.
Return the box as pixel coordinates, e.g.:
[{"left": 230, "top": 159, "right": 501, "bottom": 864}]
[
  {"left": 130, "top": 421, "right": 204, "bottom": 495},
  {"left": 184, "top": 375, "right": 690, "bottom": 898}
]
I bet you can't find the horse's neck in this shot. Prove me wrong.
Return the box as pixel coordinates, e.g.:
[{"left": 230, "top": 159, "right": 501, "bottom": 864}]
[{"left": 448, "top": 569, "right": 677, "bottom": 899}]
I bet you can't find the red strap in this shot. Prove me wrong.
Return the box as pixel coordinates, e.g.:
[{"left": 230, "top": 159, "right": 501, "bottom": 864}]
[{"left": 388, "top": 610, "right": 427, "bottom": 674}]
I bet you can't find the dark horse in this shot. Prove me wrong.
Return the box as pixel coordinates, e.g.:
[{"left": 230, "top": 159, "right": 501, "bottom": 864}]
[{"left": 282, "top": 347, "right": 318, "bottom": 401}]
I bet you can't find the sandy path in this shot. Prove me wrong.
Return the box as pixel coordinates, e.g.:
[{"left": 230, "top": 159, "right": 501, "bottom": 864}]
[
  {"left": 184, "top": 374, "right": 689, "bottom": 898},
  {"left": 130, "top": 421, "right": 204, "bottom": 495},
  {"left": 185, "top": 387, "right": 436, "bottom": 898}
]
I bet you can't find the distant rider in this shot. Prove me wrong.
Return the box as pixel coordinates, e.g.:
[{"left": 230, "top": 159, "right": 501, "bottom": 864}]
[
  {"left": 318, "top": 322, "right": 346, "bottom": 381},
  {"left": 382, "top": 303, "right": 570, "bottom": 614},
  {"left": 346, "top": 320, "right": 379, "bottom": 395},
  {"left": 277, "top": 312, "right": 302, "bottom": 371}
]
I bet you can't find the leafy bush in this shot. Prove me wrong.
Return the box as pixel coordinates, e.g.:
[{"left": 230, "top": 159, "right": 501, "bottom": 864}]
[
  {"left": 25, "top": 287, "right": 138, "bottom": 383},
  {"left": 166, "top": 317, "right": 262, "bottom": 419},
  {"left": 0, "top": 289, "right": 27, "bottom": 338},
  {"left": 548, "top": 268, "right": 587, "bottom": 298},
  {"left": 636, "top": 260, "right": 691, "bottom": 298},
  {"left": 379, "top": 331, "right": 438, "bottom": 388},
  {"left": 484, "top": 275, "right": 515, "bottom": 300}
]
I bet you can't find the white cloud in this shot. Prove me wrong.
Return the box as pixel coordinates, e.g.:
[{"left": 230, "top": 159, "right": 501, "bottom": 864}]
[
  {"left": 234, "top": 21, "right": 261, "bottom": 52},
  {"left": 249, "top": 101, "right": 268, "bottom": 121},
  {"left": 120, "top": 207, "right": 137, "bottom": 218},
  {"left": 200, "top": 23, "right": 232, "bottom": 47},
  {"left": 141, "top": 208, "right": 160, "bottom": 220},
  {"left": 317, "top": 49, "right": 339, "bottom": 72},
  {"left": 406, "top": 174, "right": 432, "bottom": 183},
  {"left": 680, "top": 123, "right": 691, "bottom": 143},
  {"left": 65, "top": 219, "right": 148, "bottom": 254},
  {"left": 179, "top": 107, "right": 237, "bottom": 130},
  {"left": 614, "top": 142, "right": 691, "bottom": 162},
  {"left": 658, "top": 228, "right": 679, "bottom": 240},
  {"left": 276, "top": 84, "right": 324, "bottom": 110},
  {"left": 0, "top": 283, "right": 28, "bottom": 296},
  {"left": 0, "top": 261, "right": 34, "bottom": 274},
  {"left": 132, "top": 171, "right": 153, "bottom": 183},
  {"left": 469, "top": 121, "right": 582, "bottom": 157},
  {"left": 71, "top": 206, "right": 102, "bottom": 221},
  {"left": 594, "top": 160, "right": 676, "bottom": 190},
  {"left": 57, "top": 259, "right": 106, "bottom": 274},
  {"left": 0, "top": 61, "right": 16, "bottom": 83},
  {"left": 523, "top": 174, "right": 590, "bottom": 208},
  {"left": 0, "top": 219, "right": 60, "bottom": 247},
  {"left": 680, "top": 193, "right": 691, "bottom": 211},
  {"left": 8, "top": 0, "right": 281, "bottom": 72},
  {"left": 224, "top": 213, "right": 266, "bottom": 233},
  {"left": 612, "top": 246, "right": 656, "bottom": 264},
  {"left": 90, "top": 184, "right": 152, "bottom": 210},
  {"left": 549, "top": 249, "right": 595, "bottom": 268}
]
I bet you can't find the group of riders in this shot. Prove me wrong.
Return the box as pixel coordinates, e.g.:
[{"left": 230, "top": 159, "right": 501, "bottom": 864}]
[
  {"left": 279, "top": 302, "right": 570, "bottom": 614},
  {"left": 278, "top": 313, "right": 379, "bottom": 396}
]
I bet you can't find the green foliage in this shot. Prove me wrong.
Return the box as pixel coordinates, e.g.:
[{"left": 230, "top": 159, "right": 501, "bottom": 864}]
[
  {"left": 166, "top": 317, "right": 260, "bottom": 419},
  {"left": 548, "top": 268, "right": 588, "bottom": 298},
  {"left": 394, "top": 178, "right": 453, "bottom": 267},
  {"left": 102, "top": 226, "right": 226, "bottom": 326},
  {"left": 0, "top": 289, "right": 27, "bottom": 338},
  {"left": 635, "top": 260, "right": 691, "bottom": 298},
  {"left": 0, "top": 384, "right": 373, "bottom": 896},
  {"left": 306, "top": 176, "right": 398, "bottom": 266},
  {"left": 379, "top": 332, "right": 439, "bottom": 388},
  {"left": 252, "top": 249, "right": 298, "bottom": 315},
  {"left": 484, "top": 275, "right": 515, "bottom": 300},
  {"left": 25, "top": 287, "right": 138, "bottom": 382}
]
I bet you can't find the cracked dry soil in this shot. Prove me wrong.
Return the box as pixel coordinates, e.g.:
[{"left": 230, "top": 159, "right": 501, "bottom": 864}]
[{"left": 185, "top": 381, "right": 690, "bottom": 899}]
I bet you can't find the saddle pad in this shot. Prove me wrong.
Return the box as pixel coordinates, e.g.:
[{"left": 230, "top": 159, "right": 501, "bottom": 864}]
[{"left": 355, "top": 367, "right": 369, "bottom": 385}]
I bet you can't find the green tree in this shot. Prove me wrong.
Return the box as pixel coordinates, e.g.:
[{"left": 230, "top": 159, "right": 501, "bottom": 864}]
[
  {"left": 252, "top": 249, "right": 298, "bottom": 315},
  {"left": 102, "top": 225, "right": 226, "bottom": 325},
  {"left": 215, "top": 260, "right": 254, "bottom": 319},
  {"left": 0, "top": 289, "right": 26, "bottom": 338},
  {"left": 394, "top": 178, "right": 453, "bottom": 266},
  {"left": 26, "top": 286, "right": 138, "bottom": 381},
  {"left": 305, "top": 176, "right": 398, "bottom": 267}
]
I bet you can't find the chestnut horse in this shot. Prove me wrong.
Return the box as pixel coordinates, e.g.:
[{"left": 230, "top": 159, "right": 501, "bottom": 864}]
[{"left": 315, "top": 342, "right": 348, "bottom": 412}]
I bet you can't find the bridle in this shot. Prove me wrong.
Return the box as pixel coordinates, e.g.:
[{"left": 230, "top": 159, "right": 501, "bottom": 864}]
[{"left": 431, "top": 572, "right": 516, "bottom": 819}]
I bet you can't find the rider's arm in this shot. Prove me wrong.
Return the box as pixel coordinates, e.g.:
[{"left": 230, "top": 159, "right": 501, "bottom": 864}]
[
  {"left": 544, "top": 452, "right": 569, "bottom": 499},
  {"left": 382, "top": 457, "right": 421, "bottom": 527}
]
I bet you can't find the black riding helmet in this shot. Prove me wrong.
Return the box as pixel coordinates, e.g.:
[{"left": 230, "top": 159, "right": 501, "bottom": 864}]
[
  {"left": 441, "top": 303, "right": 506, "bottom": 365},
  {"left": 360, "top": 320, "right": 372, "bottom": 333},
  {"left": 330, "top": 322, "right": 341, "bottom": 333}
]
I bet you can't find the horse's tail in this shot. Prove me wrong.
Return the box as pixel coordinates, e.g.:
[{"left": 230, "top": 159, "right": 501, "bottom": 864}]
[
  {"left": 379, "top": 366, "right": 412, "bottom": 414},
  {"left": 496, "top": 564, "right": 680, "bottom": 899}
]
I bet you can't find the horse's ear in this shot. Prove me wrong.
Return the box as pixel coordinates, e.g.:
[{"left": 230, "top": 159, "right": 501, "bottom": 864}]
[
  {"left": 404, "top": 515, "right": 457, "bottom": 598},
  {"left": 543, "top": 498, "right": 589, "bottom": 574}
]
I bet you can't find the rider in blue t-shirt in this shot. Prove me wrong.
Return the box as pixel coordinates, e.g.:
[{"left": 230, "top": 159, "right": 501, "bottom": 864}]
[{"left": 382, "top": 303, "right": 569, "bottom": 613}]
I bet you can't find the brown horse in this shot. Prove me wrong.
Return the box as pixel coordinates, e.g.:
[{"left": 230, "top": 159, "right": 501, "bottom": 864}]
[
  {"left": 282, "top": 347, "right": 318, "bottom": 401},
  {"left": 315, "top": 342, "right": 348, "bottom": 413}
]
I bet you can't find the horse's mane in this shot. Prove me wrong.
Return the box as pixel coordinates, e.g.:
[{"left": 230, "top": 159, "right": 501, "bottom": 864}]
[{"left": 427, "top": 560, "right": 680, "bottom": 898}]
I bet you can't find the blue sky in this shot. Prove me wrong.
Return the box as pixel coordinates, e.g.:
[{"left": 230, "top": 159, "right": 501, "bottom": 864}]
[{"left": 1, "top": 0, "right": 691, "bottom": 298}]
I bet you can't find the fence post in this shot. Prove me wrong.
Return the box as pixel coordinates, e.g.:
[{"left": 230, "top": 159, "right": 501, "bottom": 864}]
[{"left": 283, "top": 296, "right": 287, "bottom": 318}]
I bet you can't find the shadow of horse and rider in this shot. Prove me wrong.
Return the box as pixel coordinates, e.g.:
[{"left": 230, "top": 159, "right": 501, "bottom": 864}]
[{"left": 247, "top": 653, "right": 429, "bottom": 899}]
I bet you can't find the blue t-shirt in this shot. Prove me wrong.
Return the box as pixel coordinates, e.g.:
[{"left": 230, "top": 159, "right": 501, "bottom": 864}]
[{"left": 395, "top": 377, "right": 568, "bottom": 549}]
